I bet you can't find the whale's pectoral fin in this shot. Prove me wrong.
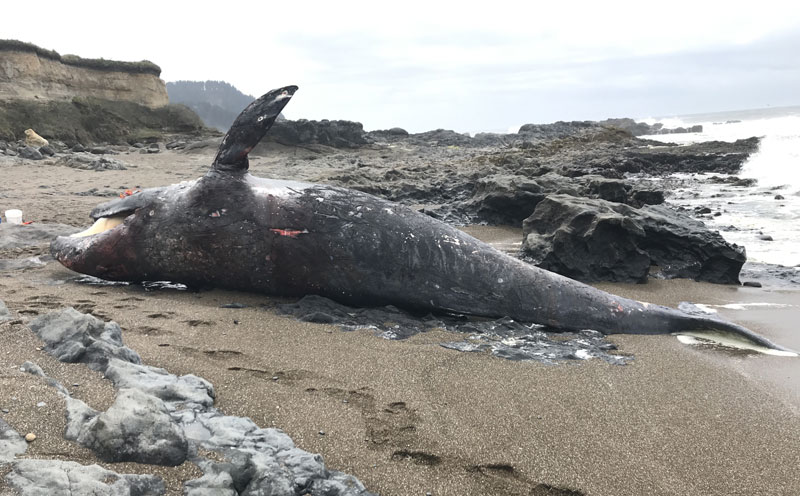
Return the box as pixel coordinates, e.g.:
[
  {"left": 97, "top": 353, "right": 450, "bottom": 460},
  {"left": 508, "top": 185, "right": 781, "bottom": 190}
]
[{"left": 212, "top": 85, "right": 298, "bottom": 172}]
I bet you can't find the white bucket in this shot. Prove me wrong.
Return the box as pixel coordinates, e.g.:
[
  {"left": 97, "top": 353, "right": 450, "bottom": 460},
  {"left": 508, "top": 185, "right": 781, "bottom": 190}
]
[{"left": 4, "top": 209, "right": 22, "bottom": 225}]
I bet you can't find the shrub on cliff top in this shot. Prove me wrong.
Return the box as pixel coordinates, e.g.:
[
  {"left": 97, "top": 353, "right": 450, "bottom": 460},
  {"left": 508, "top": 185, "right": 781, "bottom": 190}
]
[{"left": 0, "top": 39, "right": 161, "bottom": 76}]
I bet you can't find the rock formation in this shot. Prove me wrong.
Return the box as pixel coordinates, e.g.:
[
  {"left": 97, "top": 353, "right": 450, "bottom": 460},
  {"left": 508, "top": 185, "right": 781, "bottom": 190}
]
[{"left": 0, "top": 40, "right": 168, "bottom": 108}]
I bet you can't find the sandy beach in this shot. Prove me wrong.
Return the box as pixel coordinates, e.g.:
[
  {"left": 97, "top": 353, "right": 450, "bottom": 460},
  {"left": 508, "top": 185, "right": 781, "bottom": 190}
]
[{"left": 1, "top": 147, "right": 798, "bottom": 495}]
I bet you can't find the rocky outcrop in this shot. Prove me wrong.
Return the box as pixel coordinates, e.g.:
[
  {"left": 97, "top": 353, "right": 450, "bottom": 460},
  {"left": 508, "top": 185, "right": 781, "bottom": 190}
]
[
  {"left": 600, "top": 118, "right": 703, "bottom": 136},
  {"left": 15, "top": 307, "right": 375, "bottom": 495},
  {"left": 522, "top": 194, "right": 746, "bottom": 284},
  {"left": 0, "top": 41, "right": 206, "bottom": 144},
  {"left": 0, "top": 40, "right": 168, "bottom": 108},
  {"left": 265, "top": 119, "right": 371, "bottom": 148}
]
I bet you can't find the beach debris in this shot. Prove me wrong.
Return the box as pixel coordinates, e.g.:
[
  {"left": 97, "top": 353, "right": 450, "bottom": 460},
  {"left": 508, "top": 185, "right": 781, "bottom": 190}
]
[
  {"left": 119, "top": 188, "right": 142, "bottom": 198},
  {"left": 24, "top": 129, "right": 49, "bottom": 147}
]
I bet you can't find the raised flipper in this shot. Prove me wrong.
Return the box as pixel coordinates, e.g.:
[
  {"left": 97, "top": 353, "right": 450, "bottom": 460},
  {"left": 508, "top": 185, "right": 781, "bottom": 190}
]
[{"left": 213, "top": 85, "right": 298, "bottom": 171}]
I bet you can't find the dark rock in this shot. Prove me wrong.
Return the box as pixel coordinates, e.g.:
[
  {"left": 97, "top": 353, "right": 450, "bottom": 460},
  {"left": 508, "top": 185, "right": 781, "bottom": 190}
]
[
  {"left": 266, "top": 119, "right": 371, "bottom": 148},
  {"left": 758, "top": 234, "right": 774, "bottom": 241},
  {"left": 522, "top": 194, "right": 745, "bottom": 284},
  {"left": 89, "top": 146, "right": 110, "bottom": 155},
  {"left": 599, "top": 118, "right": 703, "bottom": 136},
  {"left": 630, "top": 189, "right": 665, "bottom": 206},
  {"left": 742, "top": 281, "right": 762, "bottom": 288},
  {"left": 584, "top": 177, "right": 629, "bottom": 203},
  {"left": 38, "top": 145, "right": 55, "bottom": 156},
  {"left": 775, "top": 194, "right": 785, "bottom": 200},
  {"left": 518, "top": 121, "right": 597, "bottom": 141},
  {"left": 71, "top": 143, "right": 86, "bottom": 152},
  {"left": 387, "top": 127, "right": 408, "bottom": 136},
  {"left": 458, "top": 173, "right": 580, "bottom": 225},
  {"left": 4, "top": 148, "right": 17, "bottom": 156},
  {"left": 19, "top": 146, "right": 43, "bottom": 160}
]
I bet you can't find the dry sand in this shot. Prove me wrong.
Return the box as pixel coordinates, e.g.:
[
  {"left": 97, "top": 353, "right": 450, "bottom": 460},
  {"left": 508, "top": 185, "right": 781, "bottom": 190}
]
[{"left": 1, "top": 148, "right": 798, "bottom": 495}]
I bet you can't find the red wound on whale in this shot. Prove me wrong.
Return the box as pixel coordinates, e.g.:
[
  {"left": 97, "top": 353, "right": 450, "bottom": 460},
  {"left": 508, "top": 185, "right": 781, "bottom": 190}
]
[{"left": 270, "top": 228, "right": 306, "bottom": 238}]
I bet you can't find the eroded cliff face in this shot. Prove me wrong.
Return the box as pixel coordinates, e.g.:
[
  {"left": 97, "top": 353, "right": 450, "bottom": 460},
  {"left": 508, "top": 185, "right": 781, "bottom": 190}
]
[{"left": 0, "top": 50, "right": 168, "bottom": 108}]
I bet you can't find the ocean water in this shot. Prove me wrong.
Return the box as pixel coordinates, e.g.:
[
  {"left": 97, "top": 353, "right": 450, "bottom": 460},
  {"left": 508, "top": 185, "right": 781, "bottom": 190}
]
[{"left": 639, "top": 107, "right": 800, "bottom": 270}]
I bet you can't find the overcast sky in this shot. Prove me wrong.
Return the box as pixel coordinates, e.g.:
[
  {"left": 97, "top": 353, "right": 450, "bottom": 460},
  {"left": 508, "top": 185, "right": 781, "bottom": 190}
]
[{"left": 5, "top": 1, "right": 800, "bottom": 132}]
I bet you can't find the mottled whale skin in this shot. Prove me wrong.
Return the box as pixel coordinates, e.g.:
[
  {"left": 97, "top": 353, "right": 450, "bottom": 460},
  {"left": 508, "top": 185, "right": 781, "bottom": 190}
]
[{"left": 51, "top": 86, "right": 791, "bottom": 352}]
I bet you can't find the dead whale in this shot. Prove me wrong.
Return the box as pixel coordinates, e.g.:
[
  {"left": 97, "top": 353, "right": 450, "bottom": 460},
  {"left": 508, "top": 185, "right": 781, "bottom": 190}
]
[{"left": 50, "top": 85, "right": 793, "bottom": 353}]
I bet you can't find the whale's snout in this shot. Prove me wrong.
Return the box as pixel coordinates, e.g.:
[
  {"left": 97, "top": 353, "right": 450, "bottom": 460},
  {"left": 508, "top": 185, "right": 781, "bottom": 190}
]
[{"left": 50, "top": 222, "right": 139, "bottom": 281}]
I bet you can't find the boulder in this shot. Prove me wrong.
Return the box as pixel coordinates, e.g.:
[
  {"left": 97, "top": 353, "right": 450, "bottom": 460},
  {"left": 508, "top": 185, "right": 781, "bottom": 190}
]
[
  {"left": 462, "top": 173, "right": 579, "bottom": 225},
  {"left": 70, "top": 388, "right": 189, "bottom": 466},
  {"left": 19, "top": 146, "right": 44, "bottom": 160},
  {"left": 38, "top": 145, "right": 55, "bottom": 156},
  {"left": 267, "top": 119, "right": 370, "bottom": 148},
  {"left": 522, "top": 194, "right": 745, "bottom": 284}
]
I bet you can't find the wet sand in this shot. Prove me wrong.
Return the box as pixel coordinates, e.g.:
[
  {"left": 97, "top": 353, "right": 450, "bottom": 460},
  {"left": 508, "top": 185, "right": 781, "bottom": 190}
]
[{"left": 1, "top": 148, "right": 799, "bottom": 495}]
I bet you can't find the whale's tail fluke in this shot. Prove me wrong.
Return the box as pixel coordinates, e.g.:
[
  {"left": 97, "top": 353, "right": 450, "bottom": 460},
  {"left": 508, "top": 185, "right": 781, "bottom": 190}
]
[
  {"left": 675, "top": 315, "right": 796, "bottom": 355},
  {"left": 213, "top": 85, "right": 298, "bottom": 172}
]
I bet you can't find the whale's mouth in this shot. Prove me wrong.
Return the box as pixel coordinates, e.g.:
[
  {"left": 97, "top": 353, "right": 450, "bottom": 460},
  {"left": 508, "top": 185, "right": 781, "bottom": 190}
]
[{"left": 70, "top": 214, "right": 130, "bottom": 238}]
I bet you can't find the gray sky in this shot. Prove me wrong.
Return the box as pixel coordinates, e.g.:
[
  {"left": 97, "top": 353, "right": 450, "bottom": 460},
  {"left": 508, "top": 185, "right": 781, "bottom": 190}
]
[{"left": 5, "top": 0, "right": 800, "bottom": 132}]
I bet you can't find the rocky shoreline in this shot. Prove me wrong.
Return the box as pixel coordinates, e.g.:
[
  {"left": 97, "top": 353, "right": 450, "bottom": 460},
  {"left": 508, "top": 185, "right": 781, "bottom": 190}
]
[{"left": 2, "top": 116, "right": 797, "bottom": 495}]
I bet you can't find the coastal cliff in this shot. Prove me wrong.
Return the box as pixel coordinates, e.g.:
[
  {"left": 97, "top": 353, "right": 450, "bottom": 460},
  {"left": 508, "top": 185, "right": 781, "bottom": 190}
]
[
  {"left": 0, "top": 40, "right": 168, "bottom": 108},
  {"left": 0, "top": 40, "right": 206, "bottom": 144}
]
